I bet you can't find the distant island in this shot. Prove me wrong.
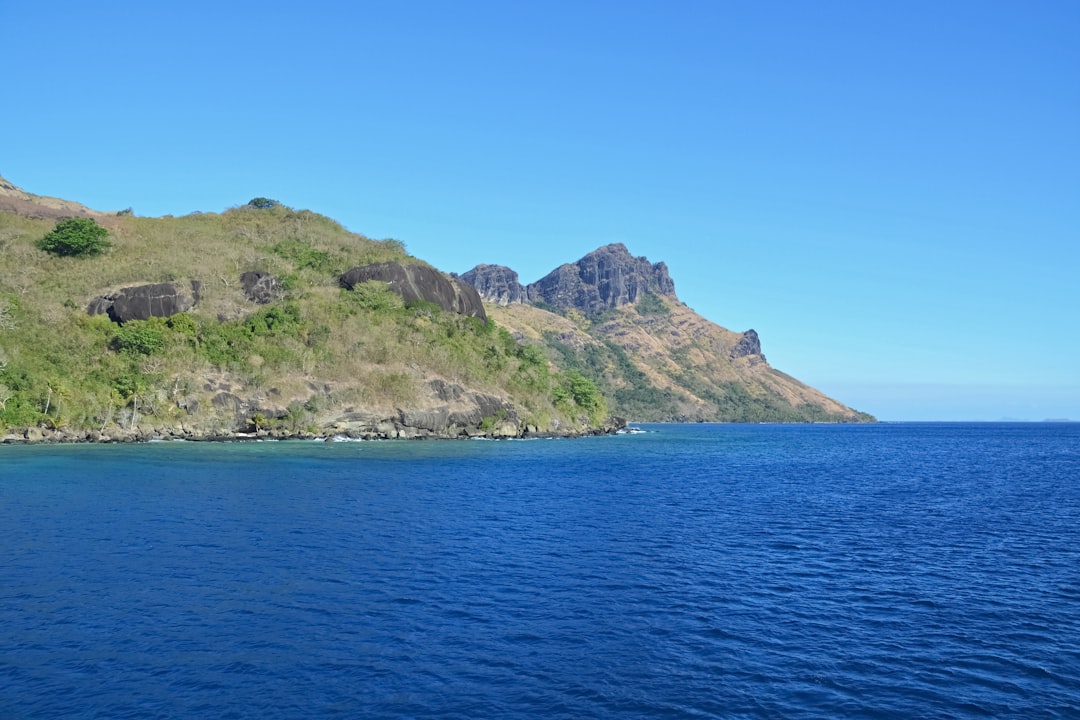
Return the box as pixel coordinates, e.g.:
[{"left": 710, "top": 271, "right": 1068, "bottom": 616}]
[{"left": 0, "top": 178, "right": 873, "bottom": 443}]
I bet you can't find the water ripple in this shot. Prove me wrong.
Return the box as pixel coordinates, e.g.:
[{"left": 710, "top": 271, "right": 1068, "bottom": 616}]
[{"left": 2, "top": 424, "right": 1079, "bottom": 718}]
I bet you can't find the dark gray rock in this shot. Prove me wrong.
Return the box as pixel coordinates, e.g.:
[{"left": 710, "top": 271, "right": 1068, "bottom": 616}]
[
  {"left": 399, "top": 407, "right": 450, "bottom": 433},
  {"left": 340, "top": 263, "right": 487, "bottom": 321},
  {"left": 86, "top": 296, "right": 114, "bottom": 316},
  {"left": 459, "top": 264, "right": 527, "bottom": 305},
  {"left": 447, "top": 392, "right": 519, "bottom": 428},
  {"left": 88, "top": 280, "right": 201, "bottom": 323},
  {"left": 211, "top": 392, "right": 244, "bottom": 412},
  {"left": 731, "top": 329, "right": 764, "bottom": 359},
  {"left": 240, "top": 271, "right": 283, "bottom": 304},
  {"left": 526, "top": 243, "right": 675, "bottom": 315},
  {"left": 429, "top": 379, "right": 465, "bottom": 402},
  {"left": 473, "top": 393, "right": 514, "bottom": 420}
]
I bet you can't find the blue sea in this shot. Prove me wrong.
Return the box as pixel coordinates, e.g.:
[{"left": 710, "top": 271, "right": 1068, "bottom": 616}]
[{"left": 2, "top": 423, "right": 1079, "bottom": 719}]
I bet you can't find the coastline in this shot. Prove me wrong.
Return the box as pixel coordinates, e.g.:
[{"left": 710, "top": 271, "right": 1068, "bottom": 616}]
[{"left": 0, "top": 415, "right": 628, "bottom": 445}]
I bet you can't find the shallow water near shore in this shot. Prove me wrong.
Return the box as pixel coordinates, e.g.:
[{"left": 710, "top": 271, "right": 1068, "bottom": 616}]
[{"left": 3, "top": 423, "right": 1079, "bottom": 718}]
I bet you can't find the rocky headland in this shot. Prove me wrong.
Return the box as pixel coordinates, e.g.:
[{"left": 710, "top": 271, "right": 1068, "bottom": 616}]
[{"left": 0, "top": 179, "right": 871, "bottom": 444}]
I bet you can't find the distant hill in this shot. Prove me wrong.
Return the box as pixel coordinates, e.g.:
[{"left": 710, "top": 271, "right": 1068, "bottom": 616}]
[
  {"left": 461, "top": 245, "right": 871, "bottom": 423},
  {"left": 0, "top": 179, "right": 870, "bottom": 443},
  {"left": 0, "top": 176, "right": 108, "bottom": 220}
]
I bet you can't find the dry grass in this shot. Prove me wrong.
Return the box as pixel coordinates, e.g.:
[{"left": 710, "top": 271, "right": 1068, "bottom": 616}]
[{"left": 0, "top": 184, "right": 870, "bottom": 431}]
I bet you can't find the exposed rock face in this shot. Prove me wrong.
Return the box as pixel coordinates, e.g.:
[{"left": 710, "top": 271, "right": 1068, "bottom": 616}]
[
  {"left": 459, "top": 264, "right": 528, "bottom": 305},
  {"left": 526, "top": 243, "right": 675, "bottom": 315},
  {"left": 327, "top": 380, "right": 524, "bottom": 439},
  {"left": 240, "top": 271, "right": 282, "bottom": 304},
  {"left": 340, "top": 262, "right": 487, "bottom": 321},
  {"left": 88, "top": 281, "right": 201, "bottom": 323},
  {"left": 731, "top": 329, "right": 762, "bottom": 358}
]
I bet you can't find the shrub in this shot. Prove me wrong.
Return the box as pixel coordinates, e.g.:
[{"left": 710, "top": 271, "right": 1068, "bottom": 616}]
[
  {"left": 381, "top": 238, "right": 406, "bottom": 254},
  {"left": 111, "top": 373, "right": 142, "bottom": 399},
  {"left": 37, "top": 218, "right": 112, "bottom": 257},
  {"left": 271, "top": 239, "right": 337, "bottom": 273},
  {"left": 113, "top": 320, "right": 167, "bottom": 355},
  {"left": 345, "top": 281, "right": 403, "bottom": 313},
  {"left": 166, "top": 313, "right": 198, "bottom": 339},
  {"left": 245, "top": 303, "right": 302, "bottom": 337},
  {"left": 566, "top": 371, "right": 604, "bottom": 413},
  {"left": 635, "top": 292, "right": 670, "bottom": 316}
]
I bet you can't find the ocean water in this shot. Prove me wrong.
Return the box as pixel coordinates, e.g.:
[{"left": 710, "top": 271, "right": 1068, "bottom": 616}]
[{"left": 2, "top": 423, "right": 1079, "bottom": 719}]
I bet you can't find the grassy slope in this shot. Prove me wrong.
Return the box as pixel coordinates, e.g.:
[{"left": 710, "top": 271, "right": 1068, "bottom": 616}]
[
  {"left": 490, "top": 295, "right": 874, "bottom": 423},
  {"left": 0, "top": 181, "right": 870, "bottom": 437},
  {"left": 0, "top": 199, "right": 607, "bottom": 437}
]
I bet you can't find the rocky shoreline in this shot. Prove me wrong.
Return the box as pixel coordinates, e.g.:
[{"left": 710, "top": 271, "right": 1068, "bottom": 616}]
[{"left": 1, "top": 415, "right": 628, "bottom": 445}]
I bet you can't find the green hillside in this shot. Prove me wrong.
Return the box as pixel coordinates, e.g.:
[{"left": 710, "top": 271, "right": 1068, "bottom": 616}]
[
  {"left": 0, "top": 186, "right": 610, "bottom": 440},
  {"left": 0, "top": 179, "right": 872, "bottom": 442}
]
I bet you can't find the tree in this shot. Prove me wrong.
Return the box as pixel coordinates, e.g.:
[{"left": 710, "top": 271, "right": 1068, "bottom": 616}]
[
  {"left": 37, "top": 217, "right": 111, "bottom": 257},
  {"left": 247, "top": 197, "right": 281, "bottom": 209}
]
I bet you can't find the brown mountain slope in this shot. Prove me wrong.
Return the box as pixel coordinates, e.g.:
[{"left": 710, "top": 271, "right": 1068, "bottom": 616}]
[
  {"left": 489, "top": 295, "right": 869, "bottom": 422},
  {"left": 0, "top": 176, "right": 109, "bottom": 220},
  {"left": 464, "top": 245, "right": 872, "bottom": 423}
]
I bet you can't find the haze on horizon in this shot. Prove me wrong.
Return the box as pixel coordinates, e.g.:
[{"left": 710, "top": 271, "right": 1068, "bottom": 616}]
[{"left": 3, "top": 1, "right": 1077, "bottom": 422}]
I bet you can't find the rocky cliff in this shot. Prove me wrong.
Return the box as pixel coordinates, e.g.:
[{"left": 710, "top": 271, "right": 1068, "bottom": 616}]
[
  {"left": 458, "top": 264, "right": 528, "bottom": 306},
  {"left": 463, "top": 244, "right": 676, "bottom": 315},
  {"left": 460, "top": 244, "right": 871, "bottom": 423},
  {"left": 526, "top": 243, "right": 675, "bottom": 314}
]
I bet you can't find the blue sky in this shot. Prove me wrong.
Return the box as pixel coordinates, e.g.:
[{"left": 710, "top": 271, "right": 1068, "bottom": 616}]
[{"left": 3, "top": 1, "right": 1078, "bottom": 420}]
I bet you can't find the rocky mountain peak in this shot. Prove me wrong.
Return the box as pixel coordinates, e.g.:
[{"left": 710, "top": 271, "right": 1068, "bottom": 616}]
[
  {"left": 458, "top": 264, "right": 527, "bottom": 306},
  {"left": 527, "top": 243, "right": 675, "bottom": 315},
  {"left": 461, "top": 243, "right": 676, "bottom": 315}
]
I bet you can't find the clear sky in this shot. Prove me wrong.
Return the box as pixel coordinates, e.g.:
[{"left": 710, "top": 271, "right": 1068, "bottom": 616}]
[{"left": 3, "top": 1, "right": 1078, "bottom": 421}]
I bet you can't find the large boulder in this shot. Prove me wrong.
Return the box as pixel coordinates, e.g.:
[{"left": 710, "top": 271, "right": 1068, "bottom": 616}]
[
  {"left": 88, "top": 281, "right": 202, "bottom": 323},
  {"left": 526, "top": 243, "right": 675, "bottom": 315},
  {"left": 340, "top": 262, "right": 487, "bottom": 321},
  {"left": 240, "top": 271, "right": 283, "bottom": 304}
]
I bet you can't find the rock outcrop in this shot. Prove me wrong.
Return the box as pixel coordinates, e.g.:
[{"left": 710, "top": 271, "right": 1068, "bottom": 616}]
[
  {"left": 88, "top": 281, "right": 202, "bottom": 323},
  {"left": 458, "top": 264, "right": 527, "bottom": 305},
  {"left": 240, "top": 271, "right": 283, "bottom": 304},
  {"left": 731, "top": 329, "right": 764, "bottom": 360},
  {"left": 458, "top": 264, "right": 528, "bottom": 305},
  {"left": 526, "top": 243, "right": 675, "bottom": 315},
  {"left": 460, "top": 244, "right": 676, "bottom": 316},
  {"left": 340, "top": 262, "right": 487, "bottom": 321}
]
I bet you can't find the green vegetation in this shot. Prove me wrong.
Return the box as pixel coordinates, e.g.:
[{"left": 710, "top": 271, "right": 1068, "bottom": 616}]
[
  {"left": 0, "top": 183, "right": 870, "bottom": 435},
  {"left": 0, "top": 199, "right": 610, "bottom": 436},
  {"left": 113, "top": 319, "right": 168, "bottom": 355},
  {"left": 542, "top": 331, "right": 680, "bottom": 420},
  {"left": 529, "top": 302, "right": 869, "bottom": 423},
  {"left": 271, "top": 238, "right": 339, "bottom": 273},
  {"left": 635, "top": 292, "right": 670, "bottom": 316},
  {"left": 37, "top": 218, "right": 111, "bottom": 257},
  {"left": 552, "top": 371, "right": 607, "bottom": 423}
]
